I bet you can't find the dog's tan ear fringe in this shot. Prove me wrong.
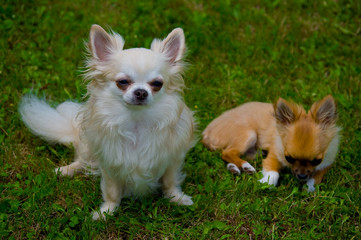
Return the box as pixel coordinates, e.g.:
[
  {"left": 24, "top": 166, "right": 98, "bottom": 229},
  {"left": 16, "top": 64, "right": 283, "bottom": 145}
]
[
  {"left": 274, "top": 98, "right": 304, "bottom": 125},
  {"left": 310, "top": 95, "right": 337, "bottom": 127}
]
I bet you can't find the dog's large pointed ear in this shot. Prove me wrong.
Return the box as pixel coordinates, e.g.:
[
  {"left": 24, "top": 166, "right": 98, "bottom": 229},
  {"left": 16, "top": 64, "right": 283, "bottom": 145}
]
[
  {"left": 151, "top": 28, "right": 186, "bottom": 64},
  {"left": 274, "top": 98, "right": 303, "bottom": 125},
  {"left": 89, "top": 24, "right": 124, "bottom": 61},
  {"left": 310, "top": 95, "right": 337, "bottom": 127}
]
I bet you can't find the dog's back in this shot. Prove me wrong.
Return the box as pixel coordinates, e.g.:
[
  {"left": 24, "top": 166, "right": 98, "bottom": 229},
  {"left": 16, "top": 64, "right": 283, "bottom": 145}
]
[{"left": 202, "top": 102, "right": 274, "bottom": 151}]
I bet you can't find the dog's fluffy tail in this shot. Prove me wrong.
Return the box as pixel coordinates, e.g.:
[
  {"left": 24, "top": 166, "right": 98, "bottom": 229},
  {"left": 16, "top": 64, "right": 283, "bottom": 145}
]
[{"left": 19, "top": 95, "right": 82, "bottom": 146}]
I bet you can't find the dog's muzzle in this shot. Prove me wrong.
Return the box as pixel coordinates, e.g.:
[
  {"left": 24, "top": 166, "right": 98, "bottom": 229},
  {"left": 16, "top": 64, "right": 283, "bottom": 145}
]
[{"left": 134, "top": 89, "right": 148, "bottom": 101}]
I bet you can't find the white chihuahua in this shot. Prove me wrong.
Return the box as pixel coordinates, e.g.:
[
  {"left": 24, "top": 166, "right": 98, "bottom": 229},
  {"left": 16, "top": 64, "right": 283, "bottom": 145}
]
[{"left": 19, "top": 25, "right": 196, "bottom": 220}]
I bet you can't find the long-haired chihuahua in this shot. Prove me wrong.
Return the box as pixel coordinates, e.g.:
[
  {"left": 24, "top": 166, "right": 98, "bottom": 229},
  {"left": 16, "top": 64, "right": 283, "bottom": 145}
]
[
  {"left": 202, "top": 96, "right": 340, "bottom": 192},
  {"left": 20, "top": 25, "right": 196, "bottom": 220}
]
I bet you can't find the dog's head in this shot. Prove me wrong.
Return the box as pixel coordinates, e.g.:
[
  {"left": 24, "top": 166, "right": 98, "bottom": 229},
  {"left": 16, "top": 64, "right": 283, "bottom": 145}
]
[
  {"left": 85, "top": 25, "right": 186, "bottom": 107},
  {"left": 274, "top": 95, "right": 339, "bottom": 181}
]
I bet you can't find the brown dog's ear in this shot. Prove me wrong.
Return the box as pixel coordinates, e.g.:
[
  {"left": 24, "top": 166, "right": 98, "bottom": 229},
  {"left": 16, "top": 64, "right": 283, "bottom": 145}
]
[
  {"left": 89, "top": 24, "right": 124, "bottom": 61},
  {"left": 151, "top": 28, "right": 186, "bottom": 64},
  {"left": 310, "top": 95, "right": 337, "bottom": 126},
  {"left": 274, "top": 98, "right": 302, "bottom": 125}
]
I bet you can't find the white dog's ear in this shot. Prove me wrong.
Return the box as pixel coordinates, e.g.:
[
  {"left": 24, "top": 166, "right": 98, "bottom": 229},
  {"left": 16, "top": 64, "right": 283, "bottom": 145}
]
[
  {"left": 151, "top": 28, "right": 186, "bottom": 64},
  {"left": 89, "top": 24, "right": 124, "bottom": 61}
]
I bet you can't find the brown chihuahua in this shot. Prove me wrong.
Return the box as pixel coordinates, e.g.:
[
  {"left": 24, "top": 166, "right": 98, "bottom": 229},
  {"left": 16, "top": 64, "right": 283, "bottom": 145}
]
[{"left": 202, "top": 96, "right": 340, "bottom": 192}]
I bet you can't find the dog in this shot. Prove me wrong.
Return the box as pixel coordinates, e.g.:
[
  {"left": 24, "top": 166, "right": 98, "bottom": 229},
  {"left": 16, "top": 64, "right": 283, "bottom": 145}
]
[
  {"left": 19, "top": 25, "right": 196, "bottom": 220},
  {"left": 202, "top": 96, "right": 340, "bottom": 192}
]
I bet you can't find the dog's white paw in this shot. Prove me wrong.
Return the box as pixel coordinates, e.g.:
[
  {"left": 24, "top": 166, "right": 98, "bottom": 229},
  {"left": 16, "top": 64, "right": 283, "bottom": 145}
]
[
  {"left": 306, "top": 178, "right": 315, "bottom": 192},
  {"left": 259, "top": 171, "right": 279, "bottom": 186},
  {"left": 241, "top": 162, "right": 256, "bottom": 174},
  {"left": 227, "top": 162, "right": 256, "bottom": 175},
  {"left": 227, "top": 163, "right": 241, "bottom": 175},
  {"left": 92, "top": 202, "right": 118, "bottom": 221},
  {"left": 54, "top": 166, "right": 74, "bottom": 177},
  {"left": 165, "top": 189, "right": 193, "bottom": 206},
  {"left": 54, "top": 162, "right": 82, "bottom": 177},
  {"left": 91, "top": 211, "right": 104, "bottom": 221},
  {"left": 172, "top": 194, "right": 193, "bottom": 206}
]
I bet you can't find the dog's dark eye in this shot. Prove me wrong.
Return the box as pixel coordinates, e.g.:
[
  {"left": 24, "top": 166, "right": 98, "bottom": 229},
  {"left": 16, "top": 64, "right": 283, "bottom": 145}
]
[
  {"left": 285, "top": 156, "right": 296, "bottom": 164},
  {"left": 311, "top": 158, "right": 322, "bottom": 166},
  {"left": 150, "top": 80, "right": 163, "bottom": 91},
  {"left": 116, "top": 79, "right": 130, "bottom": 90},
  {"left": 151, "top": 80, "right": 163, "bottom": 87},
  {"left": 117, "top": 79, "right": 129, "bottom": 85}
]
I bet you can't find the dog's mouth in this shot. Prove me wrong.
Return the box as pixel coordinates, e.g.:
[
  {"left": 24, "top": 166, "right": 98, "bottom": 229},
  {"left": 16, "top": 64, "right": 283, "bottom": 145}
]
[
  {"left": 293, "top": 171, "right": 314, "bottom": 182},
  {"left": 296, "top": 175, "right": 310, "bottom": 182},
  {"left": 124, "top": 100, "right": 149, "bottom": 107},
  {"left": 134, "top": 102, "right": 147, "bottom": 106}
]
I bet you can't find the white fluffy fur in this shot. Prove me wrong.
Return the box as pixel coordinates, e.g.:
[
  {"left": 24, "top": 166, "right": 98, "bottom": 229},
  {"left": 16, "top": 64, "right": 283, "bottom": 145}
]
[
  {"left": 315, "top": 133, "right": 340, "bottom": 171},
  {"left": 227, "top": 163, "right": 241, "bottom": 175},
  {"left": 19, "top": 25, "right": 196, "bottom": 220},
  {"left": 306, "top": 178, "right": 316, "bottom": 192},
  {"left": 242, "top": 162, "right": 256, "bottom": 173},
  {"left": 259, "top": 171, "right": 279, "bottom": 186},
  {"left": 226, "top": 162, "right": 255, "bottom": 175},
  {"left": 19, "top": 98, "right": 81, "bottom": 146}
]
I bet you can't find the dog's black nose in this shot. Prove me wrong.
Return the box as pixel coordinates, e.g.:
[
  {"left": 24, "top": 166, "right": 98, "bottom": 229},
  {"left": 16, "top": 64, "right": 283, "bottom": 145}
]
[
  {"left": 297, "top": 174, "right": 308, "bottom": 180},
  {"left": 134, "top": 89, "right": 148, "bottom": 101}
]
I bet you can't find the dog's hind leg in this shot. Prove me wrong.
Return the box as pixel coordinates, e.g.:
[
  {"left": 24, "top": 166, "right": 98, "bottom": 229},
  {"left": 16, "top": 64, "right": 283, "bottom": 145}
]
[
  {"left": 222, "top": 149, "right": 256, "bottom": 175},
  {"left": 221, "top": 131, "right": 257, "bottom": 174},
  {"left": 54, "top": 141, "right": 88, "bottom": 177},
  {"left": 55, "top": 161, "right": 82, "bottom": 177}
]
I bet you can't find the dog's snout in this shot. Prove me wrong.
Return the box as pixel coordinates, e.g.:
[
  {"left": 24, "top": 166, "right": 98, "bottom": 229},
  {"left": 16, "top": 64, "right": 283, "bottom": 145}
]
[
  {"left": 134, "top": 89, "right": 148, "bottom": 100},
  {"left": 297, "top": 174, "right": 308, "bottom": 180}
]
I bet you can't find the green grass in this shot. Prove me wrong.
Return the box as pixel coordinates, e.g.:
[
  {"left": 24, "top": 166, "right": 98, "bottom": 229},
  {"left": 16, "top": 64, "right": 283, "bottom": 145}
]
[{"left": 1, "top": 0, "right": 361, "bottom": 239}]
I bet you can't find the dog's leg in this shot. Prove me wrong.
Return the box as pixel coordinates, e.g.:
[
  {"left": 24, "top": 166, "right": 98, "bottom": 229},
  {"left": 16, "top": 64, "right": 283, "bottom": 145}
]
[
  {"left": 55, "top": 161, "right": 82, "bottom": 177},
  {"left": 55, "top": 152, "right": 86, "bottom": 177},
  {"left": 306, "top": 166, "right": 331, "bottom": 192},
  {"left": 259, "top": 150, "right": 281, "bottom": 186},
  {"left": 92, "top": 169, "right": 123, "bottom": 220},
  {"left": 162, "top": 158, "right": 193, "bottom": 206},
  {"left": 221, "top": 131, "right": 257, "bottom": 174},
  {"left": 54, "top": 140, "right": 87, "bottom": 177},
  {"left": 222, "top": 148, "right": 256, "bottom": 175}
]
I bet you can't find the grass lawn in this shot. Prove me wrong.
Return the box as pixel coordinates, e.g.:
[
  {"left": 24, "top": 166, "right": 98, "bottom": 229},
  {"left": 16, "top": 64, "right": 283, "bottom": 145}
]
[{"left": 1, "top": 0, "right": 360, "bottom": 239}]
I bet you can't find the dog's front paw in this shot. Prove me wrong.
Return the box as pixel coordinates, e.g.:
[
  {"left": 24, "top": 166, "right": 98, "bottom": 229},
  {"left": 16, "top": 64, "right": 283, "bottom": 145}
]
[
  {"left": 92, "top": 202, "right": 118, "bottom": 221},
  {"left": 91, "top": 211, "right": 104, "bottom": 221},
  {"left": 259, "top": 171, "right": 279, "bottom": 187},
  {"left": 165, "top": 189, "right": 193, "bottom": 206},
  {"left": 306, "top": 178, "right": 315, "bottom": 192},
  {"left": 172, "top": 194, "right": 193, "bottom": 206}
]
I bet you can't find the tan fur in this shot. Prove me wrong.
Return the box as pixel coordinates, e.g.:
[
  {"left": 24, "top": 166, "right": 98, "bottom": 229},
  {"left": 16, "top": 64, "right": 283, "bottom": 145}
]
[{"left": 202, "top": 96, "right": 340, "bottom": 191}]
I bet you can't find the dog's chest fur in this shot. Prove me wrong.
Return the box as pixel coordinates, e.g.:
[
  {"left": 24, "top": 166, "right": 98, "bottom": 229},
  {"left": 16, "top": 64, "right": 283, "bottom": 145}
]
[{"left": 80, "top": 97, "right": 192, "bottom": 196}]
